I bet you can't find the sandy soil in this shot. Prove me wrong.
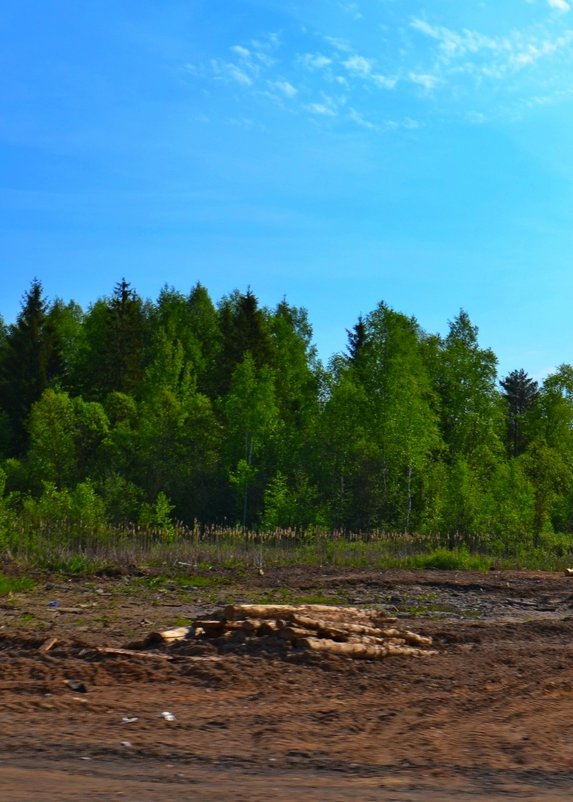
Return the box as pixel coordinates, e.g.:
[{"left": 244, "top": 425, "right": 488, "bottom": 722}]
[{"left": 2, "top": 566, "right": 573, "bottom": 800}]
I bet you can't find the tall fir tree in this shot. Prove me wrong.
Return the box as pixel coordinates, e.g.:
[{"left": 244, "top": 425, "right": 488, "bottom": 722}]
[
  {"left": 500, "top": 369, "right": 539, "bottom": 457},
  {"left": 0, "top": 279, "right": 61, "bottom": 453},
  {"left": 78, "top": 279, "right": 149, "bottom": 399}
]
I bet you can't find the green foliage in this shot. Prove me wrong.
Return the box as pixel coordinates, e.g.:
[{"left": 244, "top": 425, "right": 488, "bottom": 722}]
[
  {"left": 0, "top": 280, "right": 61, "bottom": 452},
  {"left": 261, "top": 471, "right": 293, "bottom": 530},
  {"left": 139, "top": 491, "right": 176, "bottom": 543},
  {"left": 0, "top": 573, "right": 35, "bottom": 595},
  {"left": 4, "top": 277, "right": 573, "bottom": 560},
  {"left": 98, "top": 474, "right": 143, "bottom": 524},
  {"left": 408, "top": 548, "right": 492, "bottom": 572},
  {"left": 22, "top": 480, "right": 107, "bottom": 531}
]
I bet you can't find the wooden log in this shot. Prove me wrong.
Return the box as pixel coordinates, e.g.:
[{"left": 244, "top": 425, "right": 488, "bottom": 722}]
[
  {"left": 257, "top": 620, "right": 280, "bottom": 637},
  {"left": 347, "top": 634, "right": 406, "bottom": 647},
  {"left": 277, "top": 625, "right": 316, "bottom": 641},
  {"left": 224, "top": 604, "right": 309, "bottom": 621},
  {"left": 297, "top": 637, "right": 391, "bottom": 659},
  {"left": 289, "top": 614, "right": 417, "bottom": 643},
  {"left": 194, "top": 619, "right": 226, "bottom": 634},
  {"left": 298, "top": 605, "right": 392, "bottom": 626},
  {"left": 291, "top": 614, "right": 377, "bottom": 639},
  {"left": 565, "top": 568, "right": 573, "bottom": 576},
  {"left": 223, "top": 603, "right": 392, "bottom": 623},
  {"left": 98, "top": 646, "right": 174, "bottom": 660},
  {"left": 144, "top": 626, "right": 192, "bottom": 646},
  {"left": 39, "top": 637, "right": 58, "bottom": 654},
  {"left": 225, "top": 619, "right": 262, "bottom": 633},
  {"left": 292, "top": 617, "right": 429, "bottom": 648},
  {"left": 298, "top": 637, "right": 436, "bottom": 660},
  {"left": 383, "top": 643, "right": 438, "bottom": 658},
  {"left": 378, "top": 628, "right": 433, "bottom": 648}
]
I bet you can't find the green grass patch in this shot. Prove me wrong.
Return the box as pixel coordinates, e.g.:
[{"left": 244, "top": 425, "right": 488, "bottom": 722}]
[
  {"left": 0, "top": 573, "right": 36, "bottom": 596},
  {"left": 403, "top": 548, "right": 493, "bottom": 572}
]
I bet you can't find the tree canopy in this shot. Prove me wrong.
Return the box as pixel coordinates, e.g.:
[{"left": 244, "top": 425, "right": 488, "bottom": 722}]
[{"left": 0, "top": 278, "right": 570, "bottom": 548}]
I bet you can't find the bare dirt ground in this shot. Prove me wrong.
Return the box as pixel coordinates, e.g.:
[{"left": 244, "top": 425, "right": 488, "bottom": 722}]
[{"left": 2, "top": 566, "right": 573, "bottom": 800}]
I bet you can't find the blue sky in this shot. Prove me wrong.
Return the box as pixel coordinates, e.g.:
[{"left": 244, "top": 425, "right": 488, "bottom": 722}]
[{"left": 2, "top": 0, "right": 573, "bottom": 379}]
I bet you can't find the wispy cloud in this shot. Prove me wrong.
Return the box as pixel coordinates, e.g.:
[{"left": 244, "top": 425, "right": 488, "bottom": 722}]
[
  {"left": 548, "top": 0, "right": 570, "bottom": 12},
  {"left": 187, "top": 4, "right": 573, "bottom": 132},
  {"left": 348, "top": 107, "right": 376, "bottom": 129},
  {"left": 211, "top": 59, "right": 253, "bottom": 86},
  {"left": 409, "top": 13, "right": 573, "bottom": 99},
  {"left": 299, "top": 53, "right": 332, "bottom": 70},
  {"left": 342, "top": 54, "right": 397, "bottom": 88},
  {"left": 409, "top": 72, "right": 440, "bottom": 90},
  {"left": 306, "top": 95, "right": 339, "bottom": 117},
  {"left": 272, "top": 80, "right": 297, "bottom": 98},
  {"left": 339, "top": 2, "right": 363, "bottom": 21},
  {"left": 343, "top": 54, "right": 373, "bottom": 75},
  {"left": 231, "top": 45, "right": 251, "bottom": 59}
]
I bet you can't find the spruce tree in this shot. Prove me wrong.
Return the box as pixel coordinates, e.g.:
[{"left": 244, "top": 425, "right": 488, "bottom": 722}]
[
  {"left": 500, "top": 369, "right": 539, "bottom": 457},
  {"left": 0, "top": 279, "right": 60, "bottom": 453}
]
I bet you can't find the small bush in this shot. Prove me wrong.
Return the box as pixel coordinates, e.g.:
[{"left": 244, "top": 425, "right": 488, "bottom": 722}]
[{"left": 410, "top": 548, "right": 492, "bottom": 572}]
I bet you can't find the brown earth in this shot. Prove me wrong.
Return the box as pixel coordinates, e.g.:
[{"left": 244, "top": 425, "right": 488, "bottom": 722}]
[{"left": 2, "top": 566, "right": 573, "bottom": 800}]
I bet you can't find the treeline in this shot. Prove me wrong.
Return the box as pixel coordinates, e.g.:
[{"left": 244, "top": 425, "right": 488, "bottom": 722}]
[{"left": 0, "top": 277, "right": 571, "bottom": 550}]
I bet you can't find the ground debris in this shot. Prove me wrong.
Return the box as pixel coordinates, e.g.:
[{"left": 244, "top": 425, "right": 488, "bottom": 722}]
[{"left": 138, "top": 603, "right": 435, "bottom": 660}]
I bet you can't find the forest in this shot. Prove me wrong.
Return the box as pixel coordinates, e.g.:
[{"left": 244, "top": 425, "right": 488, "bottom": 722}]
[{"left": 0, "top": 278, "right": 571, "bottom": 561}]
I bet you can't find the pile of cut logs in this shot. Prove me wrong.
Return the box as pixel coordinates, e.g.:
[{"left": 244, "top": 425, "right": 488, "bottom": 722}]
[{"left": 145, "top": 603, "right": 437, "bottom": 660}]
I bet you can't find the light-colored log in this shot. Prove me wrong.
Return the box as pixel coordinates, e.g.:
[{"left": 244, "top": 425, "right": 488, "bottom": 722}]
[
  {"left": 346, "top": 634, "right": 406, "bottom": 647},
  {"left": 291, "top": 614, "right": 373, "bottom": 639},
  {"left": 383, "top": 642, "right": 438, "bottom": 657},
  {"left": 223, "top": 603, "right": 392, "bottom": 623},
  {"left": 377, "top": 628, "right": 433, "bottom": 647},
  {"left": 224, "top": 604, "right": 302, "bottom": 621},
  {"left": 148, "top": 626, "right": 192, "bottom": 643},
  {"left": 297, "top": 637, "right": 391, "bottom": 659},
  {"left": 98, "top": 646, "right": 174, "bottom": 660},
  {"left": 298, "top": 637, "right": 436, "bottom": 659},
  {"left": 289, "top": 614, "right": 414, "bottom": 642}
]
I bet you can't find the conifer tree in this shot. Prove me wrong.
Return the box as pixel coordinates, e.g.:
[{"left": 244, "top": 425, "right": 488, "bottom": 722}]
[
  {"left": 0, "top": 279, "right": 60, "bottom": 452},
  {"left": 500, "top": 369, "right": 539, "bottom": 457}
]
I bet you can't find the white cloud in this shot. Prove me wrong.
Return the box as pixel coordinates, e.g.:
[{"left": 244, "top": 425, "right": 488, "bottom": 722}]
[
  {"left": 342, "top": 54, "right": 396, "bottom": 88},
  {"left": 307, "top": 103, "right": 336, "bottom": 116},
  {"left": 409, "top": 14, "right": 573, "bottom": 90},
  {"left": 343, "top": 54, "right": 373, "bottom": 75},
  {"left": 273, "top": 80, "right": 298, "bottom": 97},
  {"left": 306, "top": 96, "right": 338, "bottom": 116},
  {"left": 409, "top": 72, "right": 440, "bottom": 90},
  {"left": 371, "top": 73, "right": 397, "bottom": 89},
  {"left": 250, "top": 33, "right": 280, "bottom": 66},
  {"left": 384, "top": 117, "right": 421, "bottom": 131},
  {"left": 299, "top": 53, "right": 332, "bottom": 69},
  {"left": 211, "top": 60, "right": 253, "bottom": 86},
  {"left": 339, "top": 2, "right": 363, "bottom": 20},
  {"left": 410, "top": 17, "right": 506, "bottom": 59},
  {"left": 231, "top": 45, "right": 251, "bottom": 59},
  {"left": 324, "top": 36, "right": 353, "bottom": 53},
  {"left": 348, "top": 108, "right": 376, "bottom": 129},
  {"left": 189, "top": 6, "right": 573, "bottom": 133}
]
